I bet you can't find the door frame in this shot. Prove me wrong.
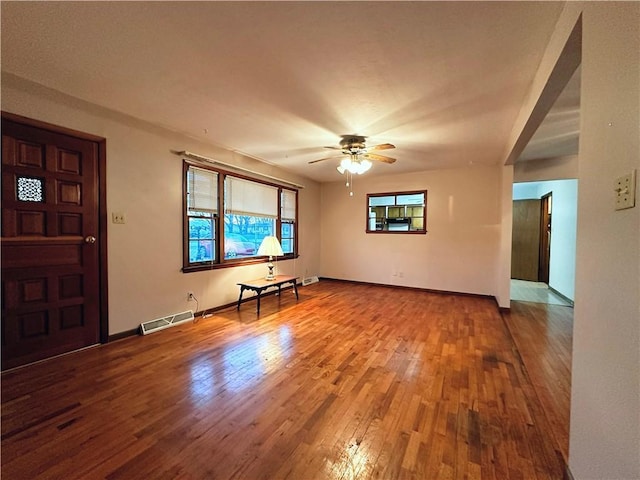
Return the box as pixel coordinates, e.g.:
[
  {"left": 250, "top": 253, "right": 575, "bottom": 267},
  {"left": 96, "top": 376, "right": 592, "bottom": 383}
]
[
  {"left": 2, "top": 111, "right": 109, "bottom": 344},
  {"left": 539, "top": 192, "right": 552, "bottom": 284}
]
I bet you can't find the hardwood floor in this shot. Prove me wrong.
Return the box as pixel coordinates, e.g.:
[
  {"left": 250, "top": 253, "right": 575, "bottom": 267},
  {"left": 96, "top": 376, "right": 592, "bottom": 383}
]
[
  {"left": 501, "top": 301, "right": 573, "bottom": 463},
  {"left": 2, "top": 281, "right": 567, "bottom": 479}
]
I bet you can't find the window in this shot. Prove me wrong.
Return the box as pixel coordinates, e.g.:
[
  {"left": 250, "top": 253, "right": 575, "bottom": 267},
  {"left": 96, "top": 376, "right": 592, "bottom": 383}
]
[
  {"left": 224, "top": 176, "right": 277, "bottom": 260},
  {"left": 281, "top": 189, "right": 296, "bottom": 254},
  {"left": 187, "top": 167, "right": 217, "bottom": 264},
  {"left": 17, "top": 176, "right": 44, "bottom": 202},
  {"left": 183, "top": 162, "right": 298, "bottom": 271},
  {"left": 366, "top": 190, "right": 427, "bottom": 233}
]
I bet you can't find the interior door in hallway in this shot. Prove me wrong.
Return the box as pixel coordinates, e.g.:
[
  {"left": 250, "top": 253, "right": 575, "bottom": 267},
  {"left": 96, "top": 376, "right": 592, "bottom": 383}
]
[
  {"left": 1, "top": 116, "right": 104, "bottom": 370},
  {"left": 511, "top": 199, "right": 541, "bottom": 281}
]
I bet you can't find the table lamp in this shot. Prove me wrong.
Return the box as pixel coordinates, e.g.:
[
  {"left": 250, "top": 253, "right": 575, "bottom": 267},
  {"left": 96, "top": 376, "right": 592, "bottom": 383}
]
[{"left": 257, "top": 236, "right": 283, "bottom": 280}]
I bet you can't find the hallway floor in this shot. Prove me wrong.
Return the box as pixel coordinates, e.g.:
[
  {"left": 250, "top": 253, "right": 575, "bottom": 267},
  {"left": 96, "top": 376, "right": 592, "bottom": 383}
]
[{"left": 510, "top": 279, "right": 573, "bottom": 306}]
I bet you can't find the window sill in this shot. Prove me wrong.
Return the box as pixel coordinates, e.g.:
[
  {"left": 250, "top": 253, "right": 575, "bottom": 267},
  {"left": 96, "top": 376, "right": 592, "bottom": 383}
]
[
  {"left": 182, "top": 254, "right": 299, "bottom": 273},
  {"left": 365, "top": 230, "right": 428, "bottom": 234}
]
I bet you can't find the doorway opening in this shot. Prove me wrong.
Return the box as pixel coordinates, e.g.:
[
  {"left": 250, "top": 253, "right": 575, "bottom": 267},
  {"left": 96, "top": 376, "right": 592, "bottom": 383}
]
[{"left": 510, "top": 180, "right": 577, "bottom": 307}]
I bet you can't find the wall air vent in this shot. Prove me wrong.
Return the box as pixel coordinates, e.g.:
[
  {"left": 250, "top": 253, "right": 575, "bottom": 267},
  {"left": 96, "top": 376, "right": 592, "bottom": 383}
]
[
  {"left": 140, "top": 310, "right": 194, "bottom": 335},
  {"left": 302, "top": 276, "right": 319, "bottom": 286}
]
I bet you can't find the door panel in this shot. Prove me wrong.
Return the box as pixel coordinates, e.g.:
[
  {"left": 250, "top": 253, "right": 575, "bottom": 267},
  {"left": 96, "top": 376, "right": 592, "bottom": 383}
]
[
  {"left": 1, "top": 118, "right": 102, "bottom": 370},
  {"left": 511, "top": 199, "right": 541, "bottom": 281}
]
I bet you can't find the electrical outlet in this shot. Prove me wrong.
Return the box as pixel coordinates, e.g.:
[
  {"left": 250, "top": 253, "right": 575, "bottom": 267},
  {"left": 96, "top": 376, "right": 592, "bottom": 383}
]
[
  {"left": 112, "top": 212, "right": 126, "bottom": 224},
  {"left": 615, "top": 170, "right": 636, "bottom": 210},
  {"left": 187, "top": 291, "right": 195, "bottom": 301}
]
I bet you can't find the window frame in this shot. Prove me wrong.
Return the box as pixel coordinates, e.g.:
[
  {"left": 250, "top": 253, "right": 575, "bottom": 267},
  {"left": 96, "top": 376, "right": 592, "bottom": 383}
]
[
  {"left": 182, "top": 161, "right": 299, "bottom": 273},
  {"left": 185, "top": 166, "right": 219, "bottom": 266},
  {"left": 366, "top": 189, "right": 428, "bottom": 234},
  {"left": 280, "top": 188, "right": 297, "bottom": 255}
]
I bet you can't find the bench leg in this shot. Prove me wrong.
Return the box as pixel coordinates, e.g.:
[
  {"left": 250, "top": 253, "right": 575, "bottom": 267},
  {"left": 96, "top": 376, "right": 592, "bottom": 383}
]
[
  {"left": 237, "top": 287, "right": 245, "bottom": 310},
  {"left": 256, "top": 290, "right": 262, "bottom": 315}
]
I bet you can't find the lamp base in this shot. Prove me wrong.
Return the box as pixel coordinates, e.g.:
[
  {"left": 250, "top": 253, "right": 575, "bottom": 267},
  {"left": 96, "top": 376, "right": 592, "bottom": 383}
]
[{"left": 265, "top": 261, "right": 276, "bottom": 281}]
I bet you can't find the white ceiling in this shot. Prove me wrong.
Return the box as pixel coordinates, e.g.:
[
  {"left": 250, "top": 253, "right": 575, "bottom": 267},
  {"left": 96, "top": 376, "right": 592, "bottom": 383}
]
[{"left": 1, "top": 1, "right": 573, "bottom": 183}]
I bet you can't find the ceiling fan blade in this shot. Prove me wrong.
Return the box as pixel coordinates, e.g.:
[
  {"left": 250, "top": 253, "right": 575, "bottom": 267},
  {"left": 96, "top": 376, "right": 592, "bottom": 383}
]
[
  {"left": 324, "top": 146, "right": 344, "bottom": 150},
  {"left": 308, "top": 155, "right": 346, "bottom": 164},
  {"left": 363, "top": 153, "right": 396, "bottom": 164},
  {"left": 365, "top": 143, "right": 396, "bottom": 152}
]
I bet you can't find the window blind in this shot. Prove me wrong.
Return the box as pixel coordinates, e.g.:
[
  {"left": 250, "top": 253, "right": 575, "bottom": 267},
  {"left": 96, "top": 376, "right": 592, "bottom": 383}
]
[
  {"left": 281, "top": 189, "right": 297, "bottom": 221},
  {"left": 188, "top": 167, "right": 218, "bottom": 213},
  {"left": 226, "top": 176, "right": 278, "bottom": 217}
]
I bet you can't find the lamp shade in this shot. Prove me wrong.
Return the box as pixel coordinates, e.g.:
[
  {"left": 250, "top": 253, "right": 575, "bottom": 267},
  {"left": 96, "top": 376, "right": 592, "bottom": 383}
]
[{"left": 257, "top": 236, "right": 283, "bottom": 257}]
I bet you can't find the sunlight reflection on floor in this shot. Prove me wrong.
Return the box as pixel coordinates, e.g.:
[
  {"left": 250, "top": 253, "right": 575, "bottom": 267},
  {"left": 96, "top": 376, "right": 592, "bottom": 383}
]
[{"left": 190, "top": 325, "right": 294, "bottom": 398}]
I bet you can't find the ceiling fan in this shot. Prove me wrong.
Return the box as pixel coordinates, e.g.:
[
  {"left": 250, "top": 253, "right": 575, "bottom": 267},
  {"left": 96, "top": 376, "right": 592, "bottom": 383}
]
[{"left": 308, "top": 135, "right": 397, "bottom": 168}]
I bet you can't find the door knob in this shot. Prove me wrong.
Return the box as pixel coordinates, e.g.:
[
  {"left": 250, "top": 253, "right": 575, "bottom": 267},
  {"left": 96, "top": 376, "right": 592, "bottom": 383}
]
[{"left": 85, "top": 235, "right": 96, "bottom": 244}]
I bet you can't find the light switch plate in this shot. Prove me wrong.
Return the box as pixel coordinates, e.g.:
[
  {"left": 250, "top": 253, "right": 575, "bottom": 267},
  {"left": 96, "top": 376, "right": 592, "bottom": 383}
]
[{"left": 615, "top": 170, "right": 636, "bottom": 210}]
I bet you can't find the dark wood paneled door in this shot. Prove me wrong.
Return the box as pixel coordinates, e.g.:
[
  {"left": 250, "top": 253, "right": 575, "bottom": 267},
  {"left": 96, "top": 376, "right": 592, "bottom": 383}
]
[
  {"left": 1, "top": 116, "right": 104, "bottom": 370},
  {"left": 511, "top": 199, "right": 541, "bottom": 281}
]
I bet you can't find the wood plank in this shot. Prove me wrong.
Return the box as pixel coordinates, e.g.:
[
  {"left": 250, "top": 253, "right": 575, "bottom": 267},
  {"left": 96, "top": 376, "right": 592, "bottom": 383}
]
[
  {"left": 502, "top": 300, "right": 572, "bottom": 462},
  {"left": 1, "top": 281, "right": 568, "bottom": 479}
]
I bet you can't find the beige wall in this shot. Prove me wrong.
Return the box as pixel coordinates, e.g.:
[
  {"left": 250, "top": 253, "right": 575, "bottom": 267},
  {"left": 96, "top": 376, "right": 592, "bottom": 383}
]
[
  {"left": 570, "top": 3, "right": 639, "bottom": 478},
  {"left": 320, "top": 165, "right": 502, "bottom": 298},
  {"left": 1, "top": 74, "right": 321, "bottom": 335},
  {"left": 496, "top": 165, "right": 513, "bottom": 308}
]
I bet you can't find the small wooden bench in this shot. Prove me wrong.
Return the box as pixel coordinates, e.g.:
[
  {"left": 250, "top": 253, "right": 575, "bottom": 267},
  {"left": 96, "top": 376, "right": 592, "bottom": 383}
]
[{"left": 237, "top": 275, "right": 299, "bottom": 314}]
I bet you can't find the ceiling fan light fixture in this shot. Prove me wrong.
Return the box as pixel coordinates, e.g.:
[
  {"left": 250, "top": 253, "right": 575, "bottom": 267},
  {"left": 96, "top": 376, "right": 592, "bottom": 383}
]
[
  {"left": 309, "top": 137, "right": 394, "bottom": 195},
  {"left": 340, "top": 157, "right": 353, "bottom": 170},
  {"left": 337, "top": 156, "right": 372, "bottom": 175},
  {"left": 358, "top": 159, "right": 372, "bottom": 174}
]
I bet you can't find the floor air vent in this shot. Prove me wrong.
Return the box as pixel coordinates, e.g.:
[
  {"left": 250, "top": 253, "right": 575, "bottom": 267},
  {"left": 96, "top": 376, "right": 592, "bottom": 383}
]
[
  {"left": 302, "top": 276, "right": 319, "bottom": 286},
  {"left": 140, "top": 310, "right": 194, "bottom": 335}
]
